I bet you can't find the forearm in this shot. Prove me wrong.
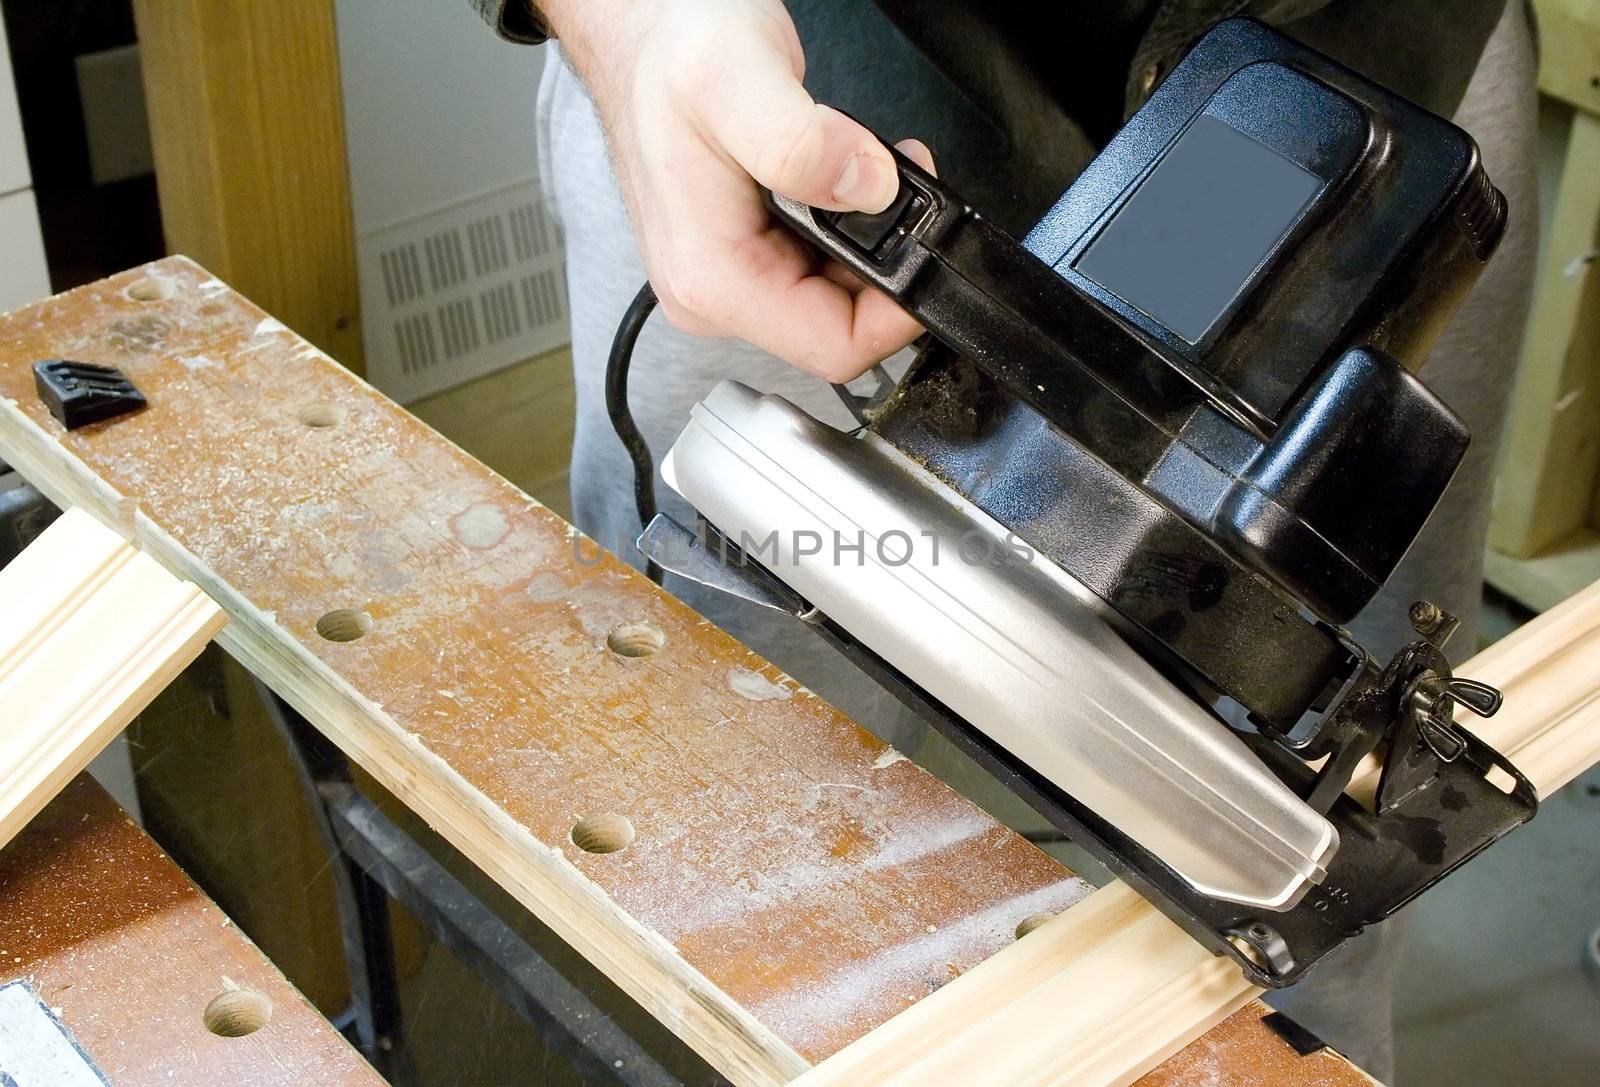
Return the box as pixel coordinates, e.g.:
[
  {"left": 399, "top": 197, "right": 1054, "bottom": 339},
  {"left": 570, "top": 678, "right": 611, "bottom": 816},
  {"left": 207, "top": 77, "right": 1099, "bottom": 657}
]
[{"left": 537, "top": 0, "right": 657, "bottom": 109}]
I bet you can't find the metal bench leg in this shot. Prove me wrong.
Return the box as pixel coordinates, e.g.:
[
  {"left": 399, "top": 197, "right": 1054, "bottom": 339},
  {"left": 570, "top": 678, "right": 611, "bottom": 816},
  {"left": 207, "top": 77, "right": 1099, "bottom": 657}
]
[
  {"left": 254, "top": 679, "right": 408, "bottom": 1077},
  {"left": 254, "top": 679, "right": 699, "bottom": 1086}
]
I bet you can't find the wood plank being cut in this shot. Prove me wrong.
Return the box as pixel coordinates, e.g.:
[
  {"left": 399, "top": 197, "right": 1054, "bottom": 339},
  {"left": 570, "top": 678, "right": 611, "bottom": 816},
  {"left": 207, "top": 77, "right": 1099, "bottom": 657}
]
[
  {"left": 0, "top": 506, "right": 225, "bottom": 849},
  {"left": 794, "top": 578, "right": 1600, "bottom": 1087},
  {"left": 0, "top": 773, "right": 381, "bottom": 1085},
  {"left": 0, "top": 259, "right": 1380, "bottom": 1086}
]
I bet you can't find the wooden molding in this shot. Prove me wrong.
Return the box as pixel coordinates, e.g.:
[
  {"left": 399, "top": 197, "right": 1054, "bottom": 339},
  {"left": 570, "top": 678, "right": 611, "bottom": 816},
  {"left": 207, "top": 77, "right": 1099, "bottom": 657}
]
[
  {"left": 789, "top": 881, "right": 1253, "bottom": 1087},
  {"left": 0, "top": 508, "right": 226, "bottom": 849},
  {"left": 793, "top": 577, "right": 1600, "bottom": 1087}
]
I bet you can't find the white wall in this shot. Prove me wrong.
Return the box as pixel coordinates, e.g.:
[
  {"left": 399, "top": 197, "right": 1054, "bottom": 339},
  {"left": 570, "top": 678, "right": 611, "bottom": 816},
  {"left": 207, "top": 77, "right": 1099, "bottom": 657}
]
[
  {"left": 335, "top": 0, "right": 548, "bottom": 235},
  {"left": 0, "top": 12, "right": 50, "bottom": 313},
  {"left": 0, "top": 13, "right": 29, "bottom": 196},
  {"left": 335, "top": 0, "right": 567, "bottom": 403}
]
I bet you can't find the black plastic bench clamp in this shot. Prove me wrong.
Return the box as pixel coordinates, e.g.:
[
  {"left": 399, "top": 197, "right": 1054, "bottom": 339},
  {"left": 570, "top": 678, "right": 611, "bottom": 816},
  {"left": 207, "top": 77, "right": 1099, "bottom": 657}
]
[{"left": 32, "top": 360, "right": 147, "bottom": 430}]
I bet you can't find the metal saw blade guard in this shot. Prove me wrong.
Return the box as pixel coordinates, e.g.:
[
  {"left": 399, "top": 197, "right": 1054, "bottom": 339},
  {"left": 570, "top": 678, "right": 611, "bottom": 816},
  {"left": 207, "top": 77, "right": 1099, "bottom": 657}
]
[{"left": 662, "top": 380, "right": 1338, "bottom": 911}]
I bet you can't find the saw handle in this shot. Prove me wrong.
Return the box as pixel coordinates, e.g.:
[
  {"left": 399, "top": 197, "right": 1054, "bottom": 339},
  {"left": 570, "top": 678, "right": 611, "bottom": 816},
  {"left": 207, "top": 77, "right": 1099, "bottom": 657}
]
[{"left": 763, "top": 143, "right": 962, "bottom": 304}]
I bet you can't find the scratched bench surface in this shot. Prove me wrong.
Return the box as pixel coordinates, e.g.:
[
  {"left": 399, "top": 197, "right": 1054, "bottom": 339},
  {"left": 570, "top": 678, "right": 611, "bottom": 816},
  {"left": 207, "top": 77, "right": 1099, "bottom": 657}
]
[
  {"left": 0, "top": 775, "right": 379, "bottom": 1085},
  {"left": 0, "top": 260, "right": 1374, "bottom": 1085},
  {"left": 0, "top": 259, "right": 1090, "bottom": 1078}
]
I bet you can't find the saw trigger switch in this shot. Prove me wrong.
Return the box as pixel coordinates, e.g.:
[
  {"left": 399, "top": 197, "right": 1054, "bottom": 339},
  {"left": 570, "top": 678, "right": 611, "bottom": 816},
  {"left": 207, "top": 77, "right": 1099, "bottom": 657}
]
[{"left": 824, "top": 182, "right": 925, "bottom": 258}]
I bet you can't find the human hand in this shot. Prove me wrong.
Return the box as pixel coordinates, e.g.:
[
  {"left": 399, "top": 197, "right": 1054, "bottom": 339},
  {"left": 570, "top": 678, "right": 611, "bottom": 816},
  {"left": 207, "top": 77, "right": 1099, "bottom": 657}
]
[{"left": 540, "top": 0, "right": 933, "bottom": 382}]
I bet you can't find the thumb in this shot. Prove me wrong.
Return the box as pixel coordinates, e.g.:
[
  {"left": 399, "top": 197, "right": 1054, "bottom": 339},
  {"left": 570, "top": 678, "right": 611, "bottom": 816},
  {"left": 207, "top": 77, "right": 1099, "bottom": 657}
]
[{"left": 695, "top": 49, "right": 898, "bottom": 213}]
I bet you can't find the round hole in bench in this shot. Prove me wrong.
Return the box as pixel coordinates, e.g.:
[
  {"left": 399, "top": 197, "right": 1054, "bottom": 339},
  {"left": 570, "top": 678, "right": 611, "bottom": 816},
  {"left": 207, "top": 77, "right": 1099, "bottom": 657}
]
[
  {"left": 607, "top": 622, "right": 664, "bottom": 658},
  {"left": 297, "top": 402, "right": 345, "bottom": 428},
  {"left": 571, "top": 813, "right": 635, "bottom": 855},
  {"left": 203, "top": 988, "right": 272, "bottom": 1037},
  {"left": 316, "top": 608, "right": 372, "bottom": 642},
  {"left": 1014, "top": 913, "right": 1056, "bottom": 940},
  {"left": 126, "top": 276, "right": 175, "bottom": 302}
]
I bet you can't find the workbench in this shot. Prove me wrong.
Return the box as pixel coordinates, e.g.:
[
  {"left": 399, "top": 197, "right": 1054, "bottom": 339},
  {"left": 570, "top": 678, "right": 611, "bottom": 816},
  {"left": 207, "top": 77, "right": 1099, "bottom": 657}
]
[
  {"left": 8, "top": 260, "right": 1594, "bottom": 1085},
  {"left": 0, "top": 774, "right": 379, "bottom": 1084}
]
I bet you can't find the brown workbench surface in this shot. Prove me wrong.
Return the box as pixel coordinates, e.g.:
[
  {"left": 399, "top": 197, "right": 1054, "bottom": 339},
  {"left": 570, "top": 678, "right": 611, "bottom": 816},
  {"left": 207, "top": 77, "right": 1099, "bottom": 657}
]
[
  {"left": 0, "top": 774, "right": 379, "bottom": 1085},
  {"left": 0, "top": 259, "right": 1373, "bottom": 1085}
]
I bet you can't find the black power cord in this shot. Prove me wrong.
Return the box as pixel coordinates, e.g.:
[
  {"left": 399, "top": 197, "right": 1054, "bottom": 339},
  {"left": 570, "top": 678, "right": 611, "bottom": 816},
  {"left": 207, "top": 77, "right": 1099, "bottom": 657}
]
[
  {"left": 604, "top": 281, "right": 664, "bottom": 584},
  {"left": 605, "top": 277, "right": 880, "bottom": 588}
]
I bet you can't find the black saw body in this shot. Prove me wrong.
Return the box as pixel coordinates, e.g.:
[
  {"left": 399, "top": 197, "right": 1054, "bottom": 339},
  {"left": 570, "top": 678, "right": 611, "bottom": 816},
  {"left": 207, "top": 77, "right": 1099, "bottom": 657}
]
[{"left": 633, "top": 17, "right": 1537, "bottom": 987}]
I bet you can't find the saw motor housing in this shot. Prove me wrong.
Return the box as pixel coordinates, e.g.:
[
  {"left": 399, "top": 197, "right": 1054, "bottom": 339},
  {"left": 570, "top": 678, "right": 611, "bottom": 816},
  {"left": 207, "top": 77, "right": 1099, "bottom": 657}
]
[{"left": 807, "top": 17, "right": 1509, "bottom": 737}]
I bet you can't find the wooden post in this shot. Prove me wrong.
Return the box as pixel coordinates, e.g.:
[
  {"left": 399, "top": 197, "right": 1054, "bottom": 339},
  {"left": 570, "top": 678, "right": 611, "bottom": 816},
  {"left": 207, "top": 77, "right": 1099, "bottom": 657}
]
[
  {"left": 131, "top": 0, "right": 364, "bottom": 373},
  {"left": 1489, "top": 110, "right": 1600, "bottom": 559}
]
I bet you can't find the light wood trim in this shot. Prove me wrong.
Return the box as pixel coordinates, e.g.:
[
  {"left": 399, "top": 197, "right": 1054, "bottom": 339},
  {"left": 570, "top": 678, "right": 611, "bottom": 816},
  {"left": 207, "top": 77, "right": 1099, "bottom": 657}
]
[
  {"left": 789, "top": 881, "right": 1250, "bottom": 1087},
  {"left": 0, "top": 508, "right": 225, "bottom": 849},
  {"left": 131, "top": 0, "right": 363, "bottom": 372},
  {"left": 793, "top": 577, "right": 1600, "bottom": 1087}
]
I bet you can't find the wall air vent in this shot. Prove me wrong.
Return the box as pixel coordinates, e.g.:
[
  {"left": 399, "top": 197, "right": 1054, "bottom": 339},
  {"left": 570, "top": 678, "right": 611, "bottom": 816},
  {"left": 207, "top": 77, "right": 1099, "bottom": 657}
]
[{"left": 358, "top": 178, "right": 568, "bottom": 403}]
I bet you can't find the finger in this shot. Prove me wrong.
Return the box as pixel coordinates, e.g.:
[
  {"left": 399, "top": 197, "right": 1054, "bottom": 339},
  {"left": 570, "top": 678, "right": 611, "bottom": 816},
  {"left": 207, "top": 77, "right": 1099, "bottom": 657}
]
[
  {"left": 693, "top": 47, "right": 899, "bottom": 213},
  {"left": 894, "top": 138, "right": 936, "bottom": 176},
  {"left": 687, "top": 227, "right": 924, "bottom": 382},
  {"left": 819, "top": 258, "right": 868, "bottom": 293}
]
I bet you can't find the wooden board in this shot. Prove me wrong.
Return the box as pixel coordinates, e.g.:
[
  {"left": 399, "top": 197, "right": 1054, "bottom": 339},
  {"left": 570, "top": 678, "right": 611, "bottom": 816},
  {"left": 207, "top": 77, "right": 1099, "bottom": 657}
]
[
  {"left": 0, "top": 506, "right": 225, "bottom": 849},
  {"left": 1486, "top": 525, "right": 1600, "bottom": 612},
  {"left": 796, "top": 575, "right": 1600, "bottom": 1087},
  {"left": 1532, "top": 0, "right": 1600, "bottom": 117},
  {"left": 0, "top": 259, "right": 1380, "bottom": 1086},
  {"left": 1485, "top": 2, "right": 1600, "bottom": 601},
  {"left": 0, "top": 773, "right": 381, "bottom": 1084},
  {"left": 129, "top": 0, "right": 363, "bottom": 373},
  {"left": 1487, "top": 83, "right": 1600, "bottom": 557}
]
